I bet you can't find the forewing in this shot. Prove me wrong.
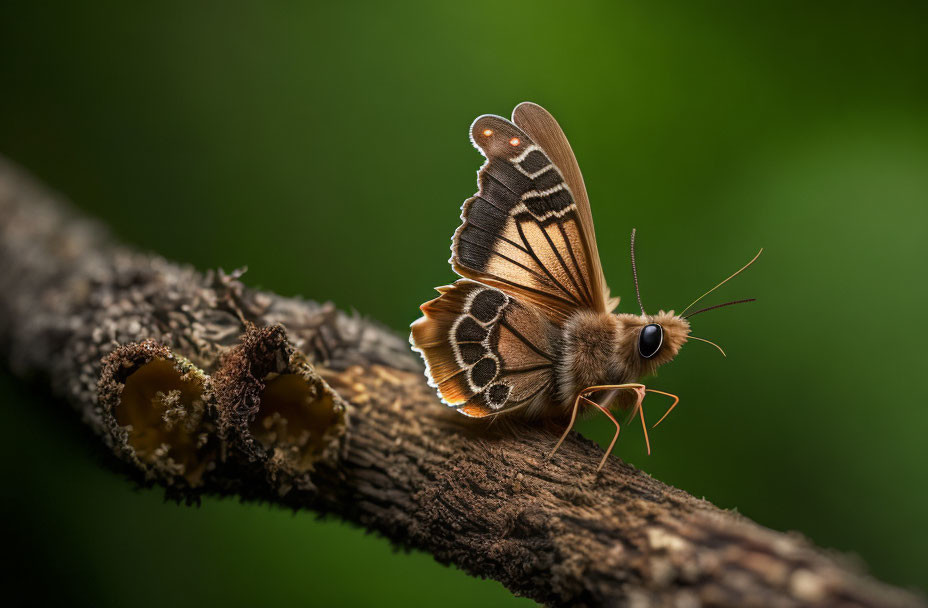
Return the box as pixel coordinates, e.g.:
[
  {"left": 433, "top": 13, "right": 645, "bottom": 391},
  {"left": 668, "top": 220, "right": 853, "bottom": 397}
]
[
  {"left": 512, "top": 102, "right": 617, "bottom": 312},
  {"left": 410, "top": 280, "right": 556, "bottom": 417},
  {"left": 452, "top": 112, "right": 611, "bottom": 324}
]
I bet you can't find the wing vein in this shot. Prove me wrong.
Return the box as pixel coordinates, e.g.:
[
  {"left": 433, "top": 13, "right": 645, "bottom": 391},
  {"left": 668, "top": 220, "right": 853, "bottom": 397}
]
[
  {"left": 557, "top": 221, "right": 586, "bottom": 295},
  {"left": 458, "top": 236, "right": 555, "bottom": 287},
  {"left": 472, "top": 194, "right": 509, "bottom": 215},
  {"left": 482, "top": 170, "right": 521, "bottom": 198},
  {"left": 513, "top": 380, "right": 552, "bottom": 406},
  {"left": 499, "top": 319, "right": 555, "bottom": 362},
  {"left": 465, "top": 380, "right": 551, "bottom": 419},
  {"left": 540, "top": 220, "right": 586, "bottom": 304},
  {"left": 463, "top": 219, "right": 530, "bottom": 254},
  {"left": 514, "top": 221, "right": 583, "bottom": 306},
  {"left": 484, "top": 277, "right": 578, "bottom": 310},
  {"left": 502, "top": 363, "right": 554, "bottom": 375}
]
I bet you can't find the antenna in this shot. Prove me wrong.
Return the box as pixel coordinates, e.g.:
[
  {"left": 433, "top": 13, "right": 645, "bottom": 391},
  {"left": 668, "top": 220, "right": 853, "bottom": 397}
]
[
  {"left": 687, "top": 335, "right": 728, "bottom": 357},
  {"left": 679, "top": 248, "right": 763, "bottom": 316},
  {"left": 683, "top": 298, "right": 756, "bottom": 319},
  {"left": 630, "top": 229, "right": 645, "bottom": 315}
]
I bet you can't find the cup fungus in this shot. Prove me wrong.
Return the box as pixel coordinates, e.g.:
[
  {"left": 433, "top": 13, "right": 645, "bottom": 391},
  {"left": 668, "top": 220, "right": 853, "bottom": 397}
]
[
  {"left": 252, "top": 370, "right": 342, "bottom": 473},
  {"left": 213, "top": 325, "right": 347, "bottom": 494},
  {"left": 99, "top": 341, "right": 216, "bottom": 488}
]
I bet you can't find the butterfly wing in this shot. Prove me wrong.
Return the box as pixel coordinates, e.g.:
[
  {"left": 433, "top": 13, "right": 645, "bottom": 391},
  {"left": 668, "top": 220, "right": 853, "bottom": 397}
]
[
  {"left": 451, "top": 107, "right": 616, "bottom": 324},
  {"left": 410, "top": 279, "right": 556, "bottom": 417},
  {"left": 512, "top": 102, "right": 618, "bottom": 312}
]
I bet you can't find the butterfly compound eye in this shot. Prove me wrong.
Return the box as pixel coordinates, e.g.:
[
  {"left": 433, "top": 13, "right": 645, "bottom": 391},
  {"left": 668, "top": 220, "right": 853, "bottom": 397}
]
[{"left": 638, "top": 324, "right": 663, "bottom": 359}]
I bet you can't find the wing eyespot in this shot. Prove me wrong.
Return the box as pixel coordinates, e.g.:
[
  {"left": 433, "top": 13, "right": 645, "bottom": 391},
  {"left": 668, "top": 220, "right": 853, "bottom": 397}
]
[
  {"left": 509, "top": 137, "right": 521, "bottom": 146},
  {"left": 411, "top": 279, "right": 556, "bottom": 418},
  {"left": 469, "top": 288, "right": 508, "bottom": 324},
  {"left": 454, "top": 316, "right": 488, "bottom": 343},
  {"left": 485, "top": 382, "right": 512, "bottom": 409},
  {"left": 468, "top": 355, "right": 498, "bottom": 390},
  {"left": 457, "top": 342, "right": 486, "bottom": 365}
]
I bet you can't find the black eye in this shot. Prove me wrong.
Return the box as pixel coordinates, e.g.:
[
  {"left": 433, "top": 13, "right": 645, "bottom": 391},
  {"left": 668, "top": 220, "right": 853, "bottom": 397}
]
[{"left": 638, "top": 324, "right": 663, "bottom": 359}]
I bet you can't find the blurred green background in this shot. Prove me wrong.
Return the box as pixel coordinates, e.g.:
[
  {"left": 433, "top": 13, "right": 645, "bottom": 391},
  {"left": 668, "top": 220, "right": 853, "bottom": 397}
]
[{"left": 2, "top": 2, "right": 926, "bottom": 605}]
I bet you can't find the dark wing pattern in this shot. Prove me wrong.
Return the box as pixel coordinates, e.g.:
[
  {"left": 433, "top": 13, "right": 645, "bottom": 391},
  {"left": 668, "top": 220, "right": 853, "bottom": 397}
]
[
  {"left": 451, "top": 112, "right": 613, "bottom": 324},
  {"left": 512, "top": 102, "right": 618, "bottom": 313},
  {"left": 410, "top": 279, "right": 556, "bottom": 417}
]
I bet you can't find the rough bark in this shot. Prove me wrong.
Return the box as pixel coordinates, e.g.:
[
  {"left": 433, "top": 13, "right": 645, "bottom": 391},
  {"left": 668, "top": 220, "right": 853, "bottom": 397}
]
[{"left": 0, "top": 156, "right": 922, "bottom": 608}]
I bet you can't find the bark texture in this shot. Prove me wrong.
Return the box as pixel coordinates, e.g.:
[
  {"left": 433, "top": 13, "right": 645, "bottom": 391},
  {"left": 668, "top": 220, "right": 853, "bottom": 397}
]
[{"left": 0, "top": 156, "right": 922, "bottom": 608}]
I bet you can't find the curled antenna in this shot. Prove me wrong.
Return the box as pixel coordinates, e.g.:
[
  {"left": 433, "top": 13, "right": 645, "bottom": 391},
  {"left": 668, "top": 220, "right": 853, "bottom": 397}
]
[
  {"left": 683, "top": 298, "right": 756, "bottom": 319},
  {"left": 680, "top": 248, "right": 763, "bottom": 317},
  {"left": 630, "top": 228, "right": 645, "bottom": 315}
]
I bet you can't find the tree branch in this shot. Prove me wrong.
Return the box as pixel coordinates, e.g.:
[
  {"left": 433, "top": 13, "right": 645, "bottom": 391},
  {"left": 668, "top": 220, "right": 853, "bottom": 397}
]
[{"left": 0, "top": 156, "right": 921, "bottom": 608}]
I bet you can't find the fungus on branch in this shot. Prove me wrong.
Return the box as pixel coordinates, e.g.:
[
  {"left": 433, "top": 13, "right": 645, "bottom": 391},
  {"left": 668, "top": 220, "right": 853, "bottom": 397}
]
[
  {"left": 99, "top": 341, "right": 216, "bottom": 488},
  {"left": 212, "top": 324, "right": 348, "bottom": 495}
]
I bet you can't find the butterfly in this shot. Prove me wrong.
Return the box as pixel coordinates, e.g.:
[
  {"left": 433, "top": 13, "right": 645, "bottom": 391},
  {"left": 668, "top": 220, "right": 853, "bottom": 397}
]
[{"left": 410, "top": 102, "right": 760, "bottom": 470}]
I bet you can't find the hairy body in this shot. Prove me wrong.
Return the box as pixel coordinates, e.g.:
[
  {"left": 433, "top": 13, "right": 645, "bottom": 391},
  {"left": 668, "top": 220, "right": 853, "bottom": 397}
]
[{"left": 555, "top": 310, "right": 689, "bottom": 410}]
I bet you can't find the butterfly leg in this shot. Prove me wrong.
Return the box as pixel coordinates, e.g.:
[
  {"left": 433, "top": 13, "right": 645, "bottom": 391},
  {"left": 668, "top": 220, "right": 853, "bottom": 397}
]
[
  {"left": 546, "top": 383, "right": 646, "bottom": 469},
  {"left": 585, "top": 396, "right": 623, "bottom": 472},
  {"left": 589, "top": 386, "right": 646, "bottom": 471},
  {"left": 647, "top": 389, "right": 680, "bottom": 429},
  {"left": 546, "top": 388, "right": 587, "bottom": 462},
  {"left": 626, "top": 391, "right": 651, "bottom": 456},
  {"left": 623, "top": 388, "right": 680, "bottom": 455}
]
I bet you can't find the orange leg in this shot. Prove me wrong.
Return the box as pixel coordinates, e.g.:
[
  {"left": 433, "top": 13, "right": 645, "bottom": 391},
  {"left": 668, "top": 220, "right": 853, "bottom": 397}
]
[
  {"left": 639, "top": 399, "right": 651, "bottom": 455},
  {"left": 546, "top": 387, "right": 588, "bottom": 461},
  {"left": 647, "top": 389, "right": 680, "bottom": 429},
  {"left": 625, "top": 391, "right": 652, "bottom": 456},
  {"left": 626, "top": 389, "right": 680, "bottom": 455},
  {"left": 587, "top": 395, "right": 632, "bottom": 471},
  {"left": 547, "top": 383, "right": 645, "bottom": 470}
]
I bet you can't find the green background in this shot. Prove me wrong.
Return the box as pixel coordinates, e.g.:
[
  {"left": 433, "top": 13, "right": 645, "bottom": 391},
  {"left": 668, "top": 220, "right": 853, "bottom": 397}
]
[{"left": 2, "top": 2, "right": 926, "bottom": 605}]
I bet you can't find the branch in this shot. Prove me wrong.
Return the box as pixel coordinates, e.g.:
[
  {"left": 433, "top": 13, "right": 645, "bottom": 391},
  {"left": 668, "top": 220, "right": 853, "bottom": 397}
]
[{"left": 0, "top": 156, "right": 921, "bottom": 608}]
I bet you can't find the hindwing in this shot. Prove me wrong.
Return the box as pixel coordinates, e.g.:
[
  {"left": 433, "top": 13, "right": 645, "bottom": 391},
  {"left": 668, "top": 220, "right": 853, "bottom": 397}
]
[{"left": 410, "top": 280, "right": 556, "bottom": 417}]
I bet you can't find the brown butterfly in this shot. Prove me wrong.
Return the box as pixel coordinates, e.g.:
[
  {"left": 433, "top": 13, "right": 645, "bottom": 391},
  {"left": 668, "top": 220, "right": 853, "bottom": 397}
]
[{"left": 410, "top": 102, "right": 760, "bottom": 470}]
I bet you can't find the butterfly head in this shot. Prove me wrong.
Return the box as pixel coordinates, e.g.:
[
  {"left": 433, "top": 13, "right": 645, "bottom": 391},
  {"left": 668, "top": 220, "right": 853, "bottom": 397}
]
[{"left": 616, "top": 310, "right": 691, "bottom": 377}]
